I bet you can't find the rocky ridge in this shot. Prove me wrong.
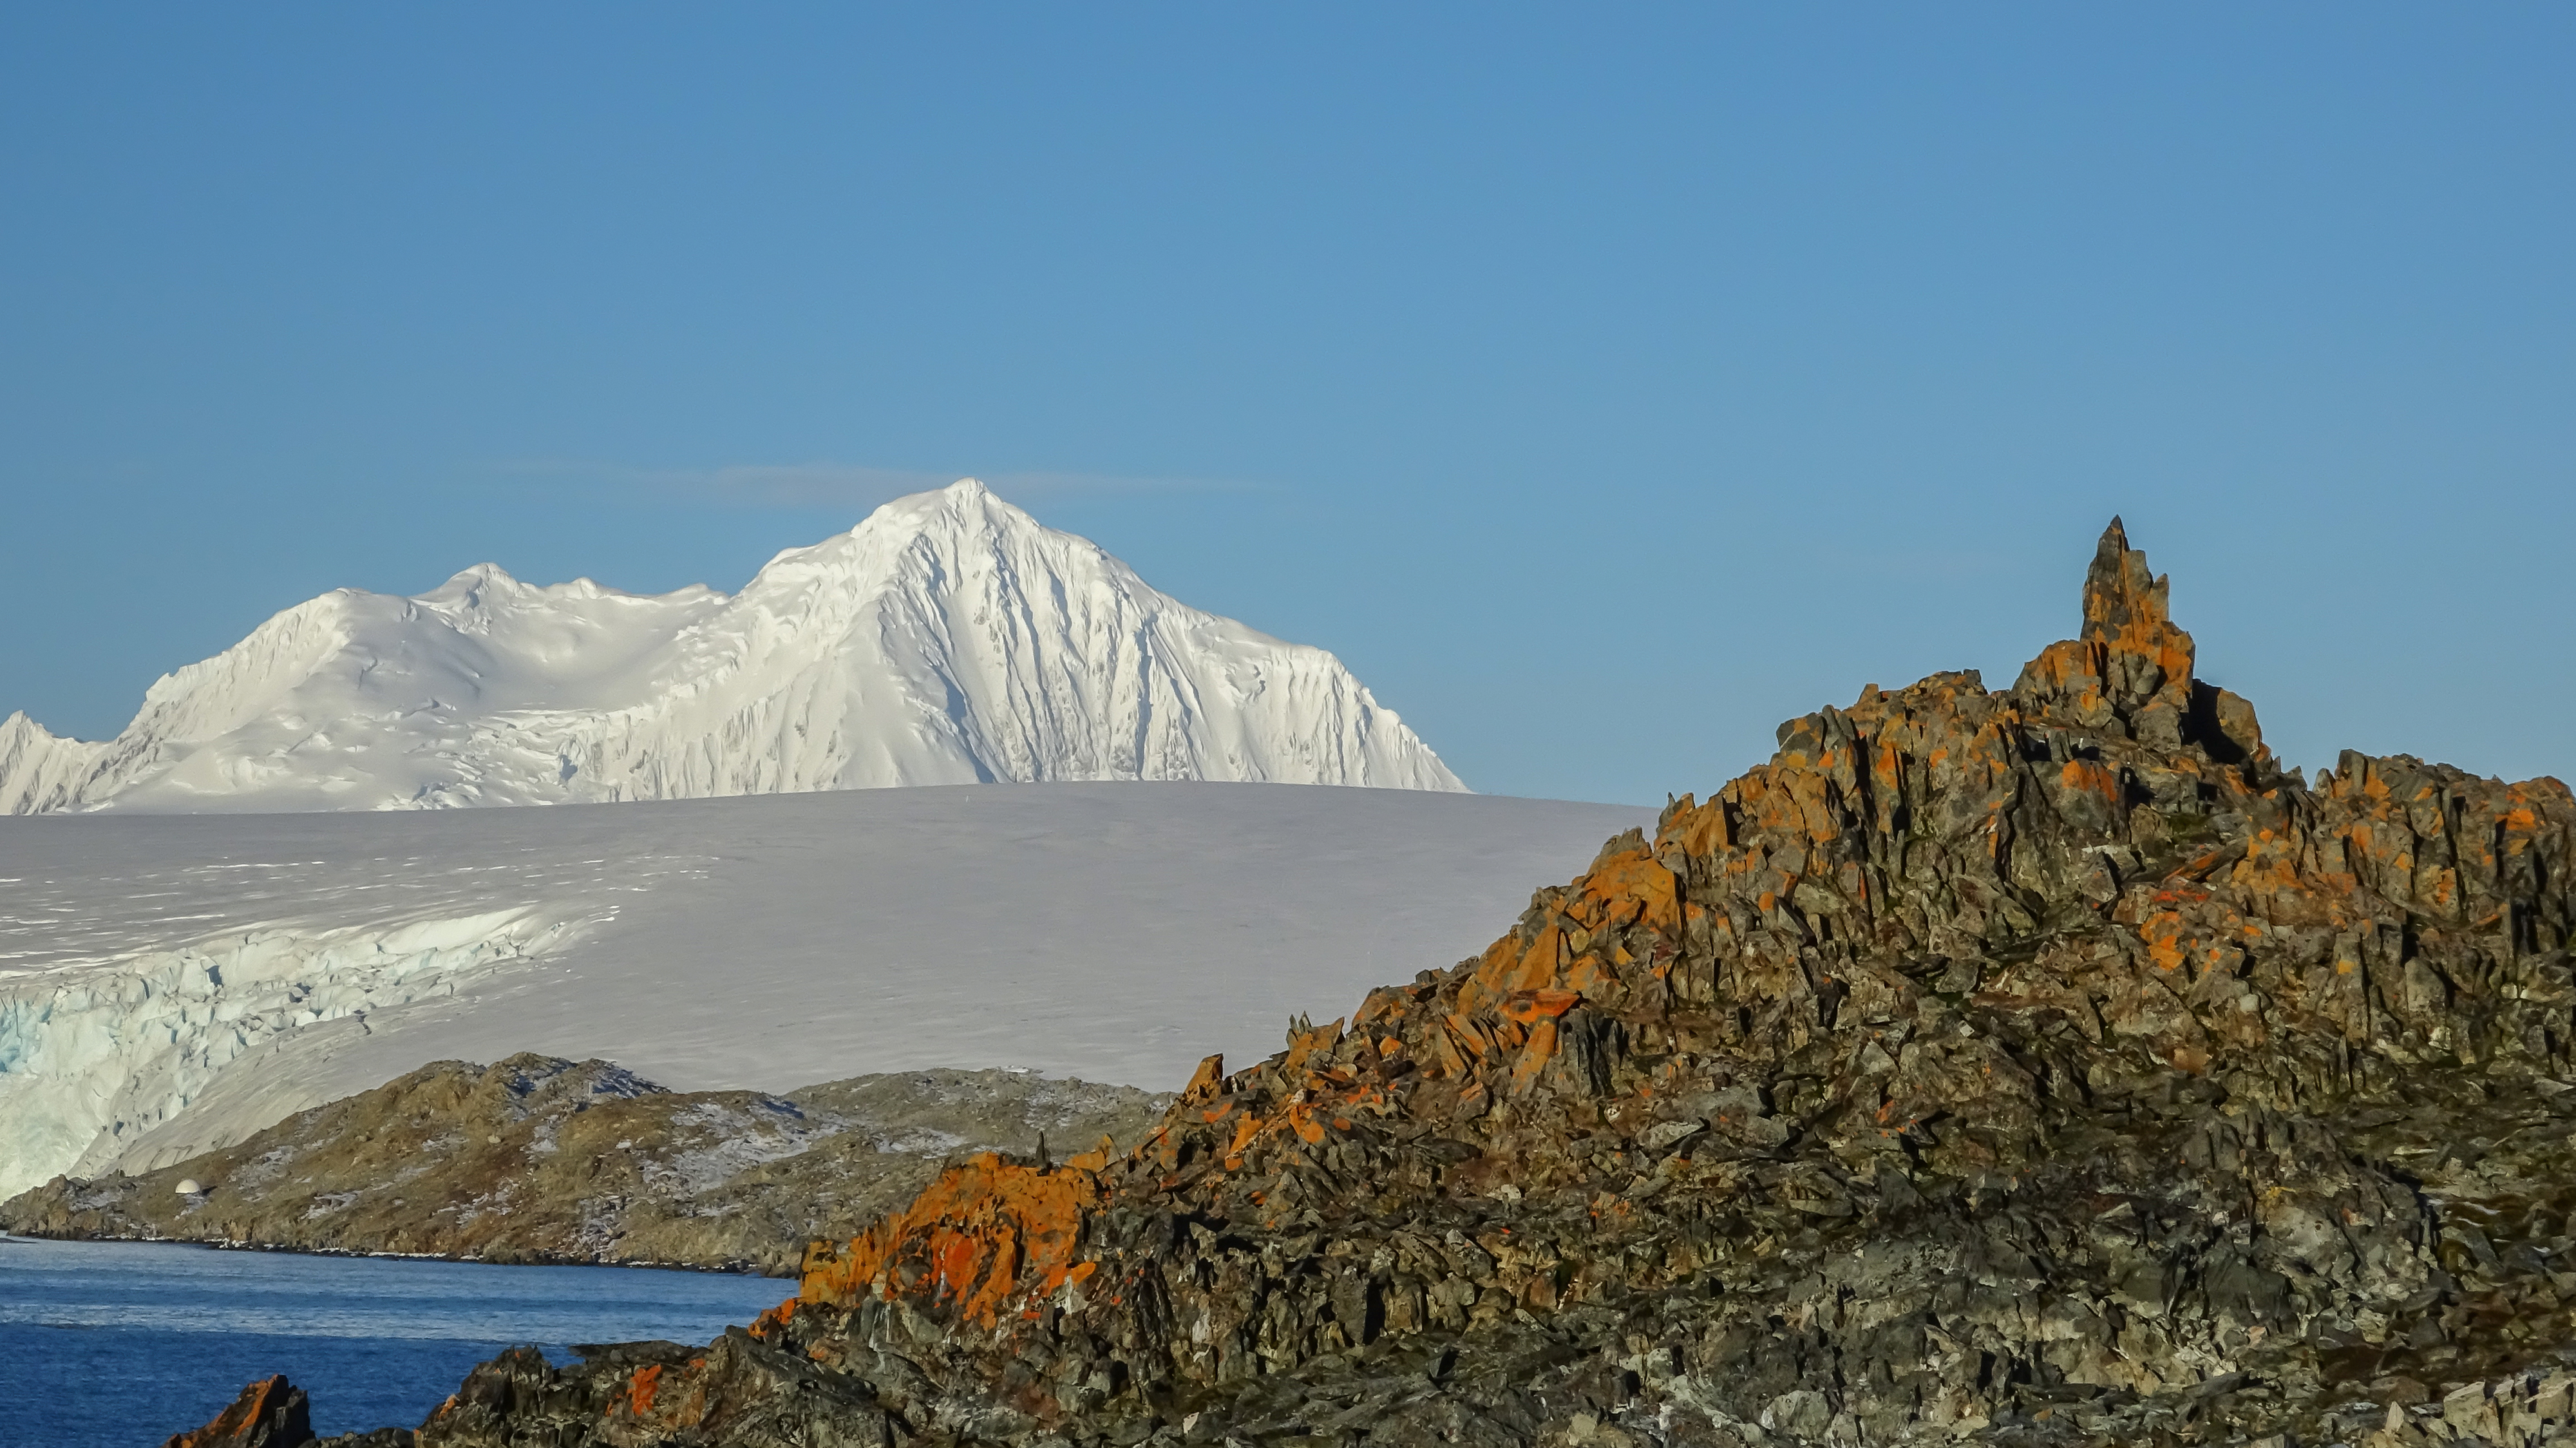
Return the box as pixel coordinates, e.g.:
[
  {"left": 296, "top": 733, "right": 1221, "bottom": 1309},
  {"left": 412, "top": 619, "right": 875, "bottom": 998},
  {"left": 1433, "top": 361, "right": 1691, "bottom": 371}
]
[
  {"left": 8, "top": 1056, "right": 1169, "bottom": 1275},
  {"left": 193, "top": 522, "right": 2576, "bottom": 1445}
]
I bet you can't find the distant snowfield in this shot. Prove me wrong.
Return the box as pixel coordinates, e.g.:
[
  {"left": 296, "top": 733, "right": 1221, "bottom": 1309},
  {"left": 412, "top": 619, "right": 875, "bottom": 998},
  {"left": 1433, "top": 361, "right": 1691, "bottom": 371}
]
[
  {"left": 0, "top": 480, "right": 1461, "bottom": 814},
  {"left": 0, "top": 783, "right": 1651, "bottom": 1199}
]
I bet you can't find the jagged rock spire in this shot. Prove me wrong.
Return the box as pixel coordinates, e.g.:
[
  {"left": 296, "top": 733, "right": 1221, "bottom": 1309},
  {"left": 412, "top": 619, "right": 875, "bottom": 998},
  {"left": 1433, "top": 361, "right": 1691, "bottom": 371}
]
[
  {"left": 2080, "top": 517, "right": 2197, "bottom": 712},
  {"left": 2015, "top": 517, "right": 2214, "bottom": 748},
  {"left": 160, "top": 1375, "right": 313, "bottom": 1448}
]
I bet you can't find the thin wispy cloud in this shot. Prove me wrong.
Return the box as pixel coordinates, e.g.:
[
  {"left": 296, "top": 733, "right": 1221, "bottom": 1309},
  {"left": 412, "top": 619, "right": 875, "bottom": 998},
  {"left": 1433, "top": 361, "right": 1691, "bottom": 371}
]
[{"left": 498, "top": 458, "right": 1267, "bottom": 512}]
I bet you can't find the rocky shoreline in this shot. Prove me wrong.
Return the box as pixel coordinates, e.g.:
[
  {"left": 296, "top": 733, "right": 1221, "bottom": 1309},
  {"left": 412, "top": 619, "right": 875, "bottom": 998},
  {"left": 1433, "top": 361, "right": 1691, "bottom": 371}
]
[{"left": 153, "top": 522, "right": 2576, "bottom": 1445}]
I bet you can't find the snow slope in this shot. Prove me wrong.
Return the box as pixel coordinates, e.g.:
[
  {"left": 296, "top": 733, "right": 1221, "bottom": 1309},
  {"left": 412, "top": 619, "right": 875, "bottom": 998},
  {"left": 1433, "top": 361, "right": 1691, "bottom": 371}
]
[
  {"left": 0, "top": 481, "right": 1461, "bottom": 814},
  {"left": 0, "top": 783, "right": 1651, "bottom": 1199}
]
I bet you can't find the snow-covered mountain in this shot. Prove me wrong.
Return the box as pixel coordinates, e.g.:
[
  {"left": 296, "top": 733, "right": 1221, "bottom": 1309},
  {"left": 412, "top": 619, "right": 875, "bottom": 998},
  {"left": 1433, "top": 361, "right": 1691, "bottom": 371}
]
[{"left": 0, "top": 480, "right": 1463, "bottom": 813}]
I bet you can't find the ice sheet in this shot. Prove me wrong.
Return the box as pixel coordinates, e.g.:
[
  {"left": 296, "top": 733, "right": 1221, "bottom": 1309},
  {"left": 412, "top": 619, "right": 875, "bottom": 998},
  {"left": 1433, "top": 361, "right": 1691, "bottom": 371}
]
[{"left": 0, "top": 782, "right": 1650, "bottom": 1197}]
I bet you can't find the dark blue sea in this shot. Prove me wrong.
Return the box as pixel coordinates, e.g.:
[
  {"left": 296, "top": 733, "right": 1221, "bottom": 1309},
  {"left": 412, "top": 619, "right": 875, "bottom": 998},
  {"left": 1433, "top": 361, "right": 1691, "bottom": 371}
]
[{"left": 0, "top": 1236, "right": 791, "bottom": 1447}]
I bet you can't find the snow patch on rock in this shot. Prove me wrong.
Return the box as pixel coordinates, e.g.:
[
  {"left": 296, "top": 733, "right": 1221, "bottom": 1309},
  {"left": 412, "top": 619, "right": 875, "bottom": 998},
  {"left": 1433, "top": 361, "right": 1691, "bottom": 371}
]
[{"left": 641, "top": 1100, "right": 831, "bottom": 1201}]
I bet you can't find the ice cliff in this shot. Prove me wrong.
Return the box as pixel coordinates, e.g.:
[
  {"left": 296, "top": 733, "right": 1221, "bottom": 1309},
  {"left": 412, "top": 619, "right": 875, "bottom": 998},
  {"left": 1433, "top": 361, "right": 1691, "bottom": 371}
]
[
  {"left": 0, "top": 909, "right": 589, "bottom": 1199},
  {"left": 0, "top": 479, "right": 1462, "bottom": 814}
]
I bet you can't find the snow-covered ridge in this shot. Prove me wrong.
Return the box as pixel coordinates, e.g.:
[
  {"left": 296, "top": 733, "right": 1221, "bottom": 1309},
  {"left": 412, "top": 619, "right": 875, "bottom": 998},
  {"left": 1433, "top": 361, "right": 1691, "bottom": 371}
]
[{"left": 1, "top": 480, "right": 1463, "bottom": 814}]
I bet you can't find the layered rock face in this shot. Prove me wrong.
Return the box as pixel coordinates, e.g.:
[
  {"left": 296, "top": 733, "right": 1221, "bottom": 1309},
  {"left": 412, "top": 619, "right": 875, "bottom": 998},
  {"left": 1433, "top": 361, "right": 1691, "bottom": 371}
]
[
  {"left": 8, "top": 1056, "right": 1168, "bottom": 1275},
  {"left": 305, "top": 524, "right": 2576, "bottom": 1445}
]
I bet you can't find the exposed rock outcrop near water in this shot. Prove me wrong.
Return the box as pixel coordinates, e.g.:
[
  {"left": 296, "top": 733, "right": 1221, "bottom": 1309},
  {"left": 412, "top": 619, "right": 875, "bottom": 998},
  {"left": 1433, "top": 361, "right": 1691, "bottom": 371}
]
[
  {"left": 160, "top": 1377, "right": 411, "bottom": 1448},
  {"left": 194, "top": 523, "right": 2576, "bottom": 1444},
  {"left": 8, "top": 1056, "right": 1168, "bottom": 1275},
  {"left": 160, "top": 1376, "right": 315, "bottom": 1448}
]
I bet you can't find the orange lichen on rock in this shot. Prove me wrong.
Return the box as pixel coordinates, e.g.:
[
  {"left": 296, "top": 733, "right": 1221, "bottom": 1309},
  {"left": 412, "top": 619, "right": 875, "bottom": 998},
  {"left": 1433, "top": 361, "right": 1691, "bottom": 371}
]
[
  {"left": 623, "top": 1364, "right": 665, "bottom": 1418},
  {"left": 163, "top": 1375, "right": 311, "bottom": 1448},
  {"left": 799, "top": 1152, "right": 1099, "bottom": 1326},
  {"left": 1457, "top": 844, "right": 1680, "bottom": 1024},
  {"left": 2077, "top": 517, "right": 2197, "bottom": 700},
  {"left": 746, "top": 1298, "right": 798, "bottom": 1339},
  {"left": 1575, "top": 848, "right": 1682, "bottom": 936},
  {"left": 1178, "top": 1053, "right": 1226, "bottom": 1101},
  {"left": 1658, "top": 793, "right": 1730, "bottom": 857},
  {"left": 2011, "top": 516, "right": 2199, "bottom": 733},
  {"left": 1279, "top": 1018, "right": 1346, "bottom": 1075},
  {"left": 287, "top": 519, "right": 2576, "bottom": 1448},
  {"left": 1497, "top": 987, "right": 1581, "bottom": 1025},
  {"left": 1508, "top": 1016, "right": 1562, "bottom": 1094}
]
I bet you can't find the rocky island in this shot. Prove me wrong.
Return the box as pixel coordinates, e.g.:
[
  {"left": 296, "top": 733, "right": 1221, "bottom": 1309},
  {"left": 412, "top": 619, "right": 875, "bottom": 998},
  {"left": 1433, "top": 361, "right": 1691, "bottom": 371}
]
[
  {"left": 6, "top": 1058, "right": 1168, "bottom": 1275},
  {"left": 163, "top": 522, "right": 2576, "bottom": 1446}
]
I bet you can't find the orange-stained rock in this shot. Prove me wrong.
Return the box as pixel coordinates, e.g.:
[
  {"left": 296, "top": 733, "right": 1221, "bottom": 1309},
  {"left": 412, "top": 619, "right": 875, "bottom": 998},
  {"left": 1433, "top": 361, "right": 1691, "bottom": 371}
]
[
  {"left": 799, "top": 1151, "right": 1098, "bottom": 1327},
  {"left": 1177, "top": 1053, "right": 1226, "bottom": 1101},
  {"left": 399, "top": 517, "right": 2576, "bottom": 1448},
  {"left": 162, "top": 1376, "right": 312, "bottom": 1448},
  {"left": 1576, "top": 846, "right": 1683, "bottom": 937}
]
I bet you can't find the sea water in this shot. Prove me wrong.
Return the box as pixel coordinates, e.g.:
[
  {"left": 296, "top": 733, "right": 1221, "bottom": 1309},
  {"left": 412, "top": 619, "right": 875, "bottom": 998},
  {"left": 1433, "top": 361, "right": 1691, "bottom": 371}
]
[{"left": 0, "top": 1236, "right": 790, "bottom": 1446}]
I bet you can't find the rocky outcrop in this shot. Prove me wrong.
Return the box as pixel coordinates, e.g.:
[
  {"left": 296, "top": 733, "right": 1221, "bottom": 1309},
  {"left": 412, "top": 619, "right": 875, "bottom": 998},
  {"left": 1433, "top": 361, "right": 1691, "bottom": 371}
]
[
  {"left": 9, "top": 1057, "right": 1168, "bottom": 1275},
  {"left": 234, "top": 522, "right": 2576, "bottom": 1444},
  {"left": 160, "top": 1377, "right": 314, "bottom": 1448},
  {"left": 161, "top": 1377, "right": 412, "bottom": 1448}
]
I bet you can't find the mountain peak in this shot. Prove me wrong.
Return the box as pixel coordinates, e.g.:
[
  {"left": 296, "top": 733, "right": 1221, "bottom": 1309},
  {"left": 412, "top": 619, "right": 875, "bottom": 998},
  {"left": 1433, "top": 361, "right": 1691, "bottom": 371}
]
[
  {"left": 833, "top": 477, "right": 1036, "bottom": 552},
  {"left": 422, "top": 562, "right": 526, "bottom": 602},
  {"left": 2, "top": 485, "right": 1463, "bottom": 812},
  {"left": 891, "top": 474, "right": 1001, "bottom": 513}
]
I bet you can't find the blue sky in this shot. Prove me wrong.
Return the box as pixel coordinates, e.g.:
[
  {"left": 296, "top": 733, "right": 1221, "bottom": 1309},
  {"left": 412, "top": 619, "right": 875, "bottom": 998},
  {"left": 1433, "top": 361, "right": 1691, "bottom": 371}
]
[{"left": 3, "top": 6, "right": 2569, "bottom": 805}]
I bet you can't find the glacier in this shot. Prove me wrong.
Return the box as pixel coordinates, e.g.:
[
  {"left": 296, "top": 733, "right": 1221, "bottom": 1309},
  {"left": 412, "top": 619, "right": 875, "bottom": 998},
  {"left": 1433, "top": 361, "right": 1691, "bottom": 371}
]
[
  {"left": 0, "top": 479, "right": 1462, "bottom": 815},
  {"left": 0, "top": 783, "right": 1651, "bottom": 1201},
  {"left": 0, "top": 910, "right": 590, "bottom": 1188}
]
